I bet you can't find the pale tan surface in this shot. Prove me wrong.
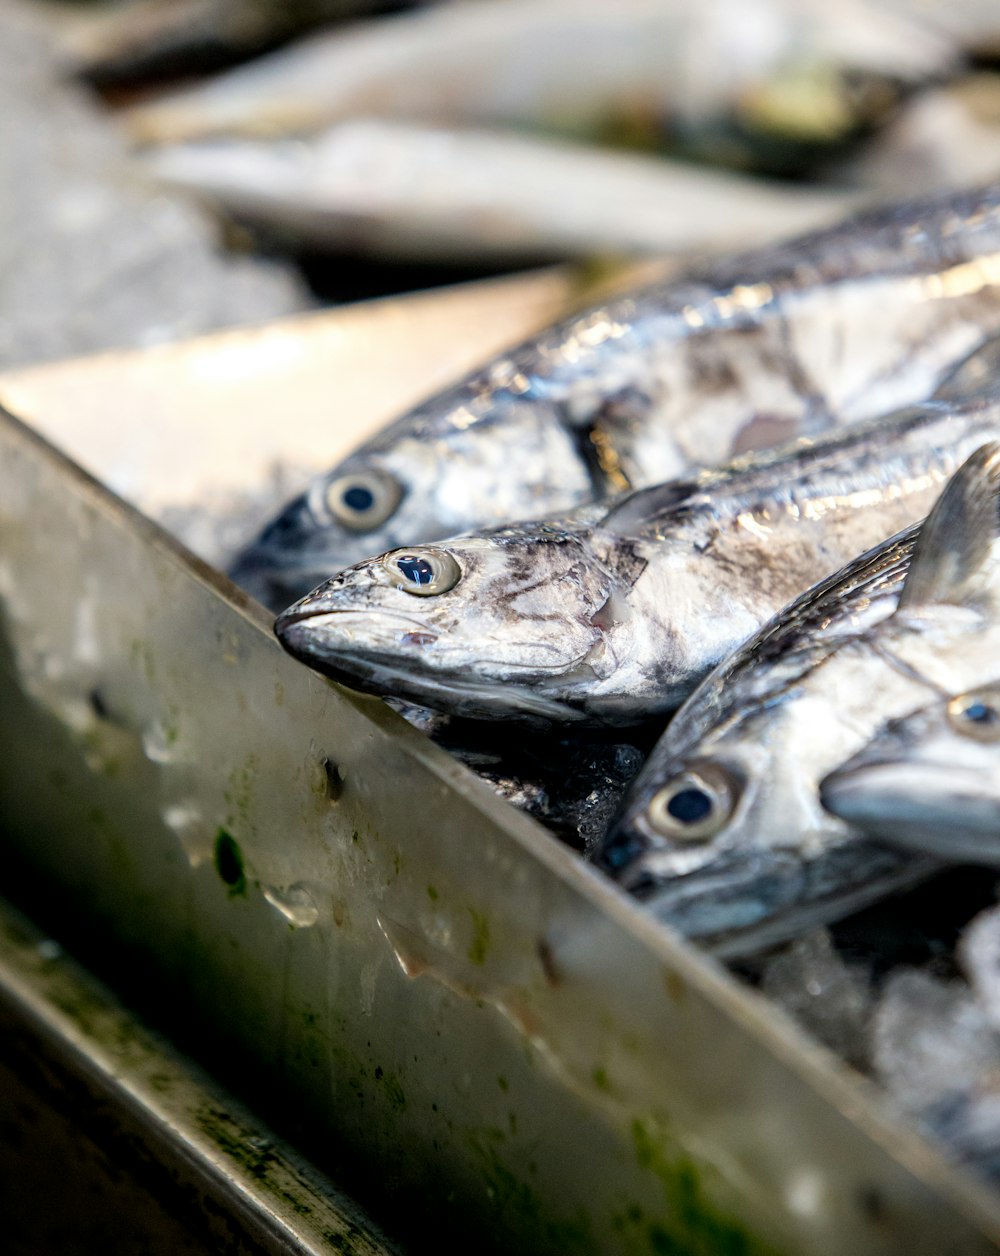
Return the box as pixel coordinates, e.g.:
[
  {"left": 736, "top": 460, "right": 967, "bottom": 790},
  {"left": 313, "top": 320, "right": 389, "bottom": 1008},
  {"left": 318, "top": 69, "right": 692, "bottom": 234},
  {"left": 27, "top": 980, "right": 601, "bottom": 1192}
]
[{"left": 0, "top": 267, "right": 603, "bottom": 518}]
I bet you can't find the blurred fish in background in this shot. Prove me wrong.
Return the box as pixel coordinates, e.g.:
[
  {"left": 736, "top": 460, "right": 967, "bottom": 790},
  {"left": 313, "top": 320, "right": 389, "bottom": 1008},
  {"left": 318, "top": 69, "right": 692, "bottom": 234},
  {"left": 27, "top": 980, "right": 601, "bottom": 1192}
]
[
  {"left": 68, "top": 0, "right": 417, "bottom": 88},
  {"left": 141, "top": 121, "right": 859, "bottom": 266}
]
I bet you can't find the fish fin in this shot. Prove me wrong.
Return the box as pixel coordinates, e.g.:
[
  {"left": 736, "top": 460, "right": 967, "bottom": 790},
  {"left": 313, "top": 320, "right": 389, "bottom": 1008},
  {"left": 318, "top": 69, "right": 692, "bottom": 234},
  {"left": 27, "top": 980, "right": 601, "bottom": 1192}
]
[
  {"left": 899, "top": 441, "right": 1000, "bottom": 610},
  {"left": 600, "top": 480, "right": 700, "bottom": 537},
  {"left": 933, "top": 337, "right": 1000, "bottom": 402}
]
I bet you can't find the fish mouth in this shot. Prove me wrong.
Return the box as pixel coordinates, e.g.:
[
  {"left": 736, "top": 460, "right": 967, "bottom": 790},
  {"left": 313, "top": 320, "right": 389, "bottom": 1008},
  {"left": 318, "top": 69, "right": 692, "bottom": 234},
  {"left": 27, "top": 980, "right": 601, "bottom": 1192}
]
[
  {"left": 275, "top": 606, "right": 435, "bottom": 651},
  {"left": 820, "top": 761, "right": 1000, "bottom": 858},
  {"left": 606, "top": 833, "right": 935, "bottom": 960},
  {"left": 274, "top": 607, "right": 590, "bottom": 725}
]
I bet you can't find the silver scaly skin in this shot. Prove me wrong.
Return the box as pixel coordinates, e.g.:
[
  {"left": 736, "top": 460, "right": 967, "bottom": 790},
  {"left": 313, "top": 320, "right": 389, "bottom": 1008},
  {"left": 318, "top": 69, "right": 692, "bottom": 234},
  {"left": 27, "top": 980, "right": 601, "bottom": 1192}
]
[
  {"left": 234, "top": 182, "right": 1000, "bottom": 609},
  {"left": 597, "top": 443, "right": 1000, "bottom": 959},
  {"left": 820, "top": 680, "right": 1000, "bottom": 863},
  {"left": 276, "top": 395, "right": 1000, "bottom": 729}
]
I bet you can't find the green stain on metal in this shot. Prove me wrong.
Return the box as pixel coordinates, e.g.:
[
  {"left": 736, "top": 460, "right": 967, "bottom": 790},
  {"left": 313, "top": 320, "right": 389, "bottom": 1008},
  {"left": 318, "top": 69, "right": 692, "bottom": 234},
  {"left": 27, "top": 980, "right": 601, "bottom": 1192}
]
[
  {"left": 195, "top": 1105, "right": 313, "bottom": 1216},
  {"left": 214, "top": 828, "right": 246, "bottom": 897},
  {"left": 373, "top": 1065, "right": 406, "bottom": 1113},
  {"left": 467, "top": 908, "right": 490, "bottom": 966},
  {"left": 320, "top": 1225, "right": 376, "bottom": 1255},
  {"left": 593, "top": 1066, "right": 611, "bottom": 1093},
  {"left": 468, "top": 1127, "right": 596, "bottom": 1254},
  {"left": 629, "top": 1119, "right": 778, "bottom": 1256},
  {"left": 128, "top": 638, "right": 156, "bottom": 686},
  {"left": 224, "top": 755, "right": 259, "bottom": 828},
  {"left": 426, "top": 884, "right": 438, "bottom": 902}
]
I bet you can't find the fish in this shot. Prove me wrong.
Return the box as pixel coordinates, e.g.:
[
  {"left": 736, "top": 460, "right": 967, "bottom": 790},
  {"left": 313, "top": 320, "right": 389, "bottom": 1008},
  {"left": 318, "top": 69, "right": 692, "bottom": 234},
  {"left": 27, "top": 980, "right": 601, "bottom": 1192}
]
[
  {"left": 831, "top": 77, "right": 1000, "bottom": 200},
  {"left": 875, "top": 0, "right": 1000, "bottom": 59},
  {"left": 125, "top": 0, "right": 954, "bottom": 161},
  {"left": 594, "top": 442, "right": 1000, "bottom": 958},
  {"left": 819, "top": 679, "right": 1000, "bottom": 863},
  {"left": 275, "top": 395, "right": 1000, "bottom": 729},
  {"left": 69, "top": 0, "right": 399, "bottom": 88},
  {"left": 142, "top": 120, "right": 858, "bottom": 265},
  {"left": 231, "top": 182, "right": 1000, "bottom": 609}
]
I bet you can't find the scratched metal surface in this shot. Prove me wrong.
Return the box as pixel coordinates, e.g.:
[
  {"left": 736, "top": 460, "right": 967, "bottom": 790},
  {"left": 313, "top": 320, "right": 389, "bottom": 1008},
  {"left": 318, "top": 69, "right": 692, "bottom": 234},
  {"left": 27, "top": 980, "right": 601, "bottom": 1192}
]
[{"left": 0, "top": 277, "right": 998, "bottom": 1254}]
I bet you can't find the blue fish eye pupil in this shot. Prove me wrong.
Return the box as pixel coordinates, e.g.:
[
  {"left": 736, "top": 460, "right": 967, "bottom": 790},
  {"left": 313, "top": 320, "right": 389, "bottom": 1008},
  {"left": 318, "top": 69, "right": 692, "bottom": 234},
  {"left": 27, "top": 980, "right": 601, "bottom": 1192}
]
[
  {"left": 667, "top": 787, "right": 713, "bottom": 824},
  {"left": 343, "top": 485, "right": 375, "bottom": 512},
  {"left": 964, "top": 701, "right": 997, "bottom": 724},
  {"left": 397, "top": 555, "right": 435, "bottom": 585}
]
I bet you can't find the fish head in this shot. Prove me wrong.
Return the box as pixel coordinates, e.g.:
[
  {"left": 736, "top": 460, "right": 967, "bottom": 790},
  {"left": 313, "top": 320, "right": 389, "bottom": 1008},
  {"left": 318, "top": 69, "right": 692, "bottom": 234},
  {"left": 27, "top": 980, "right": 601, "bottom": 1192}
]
[
  {"left": 229, "top": 448, "right": 420, "bottom": 610},
  {"left": 820, "top": 681, "right": 1000, "bottom": 863},
  {"left": 592, "top": 575, "right": 929, "bottom": 949},
  {"left": 274, "top": 525, "right": 617, "bottom": 724},
  {"left": 597, "top": 698, "right": 840, "bottom": 955},
  {"left": 229, "top": 399, "right": 594, "bottom": 612}
]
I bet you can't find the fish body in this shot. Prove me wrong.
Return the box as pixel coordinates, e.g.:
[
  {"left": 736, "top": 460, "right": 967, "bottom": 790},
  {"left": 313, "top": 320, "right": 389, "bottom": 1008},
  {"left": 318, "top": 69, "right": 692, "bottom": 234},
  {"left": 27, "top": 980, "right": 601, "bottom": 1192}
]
[
  {"left": 72, "top": 0, "right": 397, "bottom": 87},
  {"left": 126, "top": 0, "right": 953, "bottom": 159},
  {"left": 595, "top": 443, "right": 1000, "bottom": 958},
  {"left": 832, "top": 77, "right": 1000, "bottom": 200},
  {"left": 233, "top": 182, "right": 1000, "bottom": 609},
  {"left": 143, "top": 120, "right": 857, "bottom": 264},
  {"left": 276, "top": 395, "right": 1000, "bottom": 728},
  {"left": 820, "top": 679, "right": 1000, "bottom": 862}
]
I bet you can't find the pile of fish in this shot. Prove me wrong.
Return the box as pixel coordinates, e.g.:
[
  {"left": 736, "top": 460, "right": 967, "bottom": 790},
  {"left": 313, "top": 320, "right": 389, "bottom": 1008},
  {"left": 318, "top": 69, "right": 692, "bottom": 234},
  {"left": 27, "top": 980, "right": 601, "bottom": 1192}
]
[
  {"left": 57, "top": 0, "right": 1000, "bottom": 272},
  {"left": 222, "top": 178, "right": 1000, "bottom": 1182},
  {"left": 63, "top": 0, "right": 1000, "bottom": 1197}
]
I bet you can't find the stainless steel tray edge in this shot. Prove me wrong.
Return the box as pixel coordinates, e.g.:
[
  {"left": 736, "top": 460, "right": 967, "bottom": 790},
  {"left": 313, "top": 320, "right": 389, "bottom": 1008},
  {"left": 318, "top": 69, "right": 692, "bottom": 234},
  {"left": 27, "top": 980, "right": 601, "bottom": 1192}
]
[{"left": 1, "top": 396, "right": 999, "bottom": 1254}]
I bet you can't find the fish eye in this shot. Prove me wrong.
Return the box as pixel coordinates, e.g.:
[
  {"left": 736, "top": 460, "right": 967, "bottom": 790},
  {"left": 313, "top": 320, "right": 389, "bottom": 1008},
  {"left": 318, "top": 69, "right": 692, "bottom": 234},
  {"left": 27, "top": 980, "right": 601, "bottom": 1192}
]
[
  {"left": 947, "top": 693, "right": 1000, "bottom": 742},
  {"left": 646, "top": 765, "right": 735, "bottom": 843},
  {"left": 380, "top": 547, "right": 461, "bottom": 596},
  {"left": 319, "top": 469, "right": 403, "bottom": 532}
]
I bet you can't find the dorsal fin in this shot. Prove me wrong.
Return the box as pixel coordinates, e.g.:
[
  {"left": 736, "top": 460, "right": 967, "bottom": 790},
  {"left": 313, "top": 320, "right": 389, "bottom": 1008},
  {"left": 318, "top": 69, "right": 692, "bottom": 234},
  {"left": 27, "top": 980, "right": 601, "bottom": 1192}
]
[
  {"left": 599, "top": 480, "right": 701, "bottom": 537},
  {"left": 933, "top": 337, "right": 1000, "bottom": 402},
  {"left": 899, "top": 441, "right": 1000, "bottom": 610}
]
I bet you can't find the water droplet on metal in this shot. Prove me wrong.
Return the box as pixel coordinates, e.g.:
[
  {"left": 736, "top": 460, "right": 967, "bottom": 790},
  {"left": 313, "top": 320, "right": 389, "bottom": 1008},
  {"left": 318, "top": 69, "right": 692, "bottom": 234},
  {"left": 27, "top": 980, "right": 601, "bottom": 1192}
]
[
  {"left": 143, "top": 719, "right": 178, "bottom": 763},
  {"left": 263, "top": 882, "right": 319, "bottom": 928},
  {"left": 162, "top": 801, "right": 207, "bottom": 866}
]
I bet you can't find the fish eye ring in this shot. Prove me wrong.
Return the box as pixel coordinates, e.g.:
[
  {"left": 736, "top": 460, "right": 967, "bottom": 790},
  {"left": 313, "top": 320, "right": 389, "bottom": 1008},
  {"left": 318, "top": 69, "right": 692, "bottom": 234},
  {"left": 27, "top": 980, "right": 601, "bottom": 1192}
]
[
  {"left": 947, "top": 693, "right": 1000, "bottom": 742},
  {"left": 381, "top": 547, "right": 461, "bottom": 596},
  {"left": 319, "top": 469, "right": 403, "bottom": 532},
  {"left": 647, "top": 767, "right": 734, "bottom": 843}
]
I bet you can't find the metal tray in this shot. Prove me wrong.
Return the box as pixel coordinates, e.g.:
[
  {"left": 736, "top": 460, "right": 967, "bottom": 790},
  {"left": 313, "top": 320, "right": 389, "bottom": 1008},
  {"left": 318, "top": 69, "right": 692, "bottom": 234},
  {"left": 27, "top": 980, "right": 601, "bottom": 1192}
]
[{"left": 1, "top": 273, "right": 999, "bottom": 1254}]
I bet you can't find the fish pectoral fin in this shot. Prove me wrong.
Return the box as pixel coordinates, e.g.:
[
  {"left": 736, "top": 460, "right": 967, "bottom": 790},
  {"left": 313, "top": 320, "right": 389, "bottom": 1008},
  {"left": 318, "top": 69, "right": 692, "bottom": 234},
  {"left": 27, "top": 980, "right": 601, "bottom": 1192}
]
[
  {"left": 933, "top": 336, "right": 1000, "bottom": 403},
  {"left": 899, "top": 441, "right": 1000, "bottom": 611},
  {"left": 599, "top": 479, "right": 701, "bottom": 538}
]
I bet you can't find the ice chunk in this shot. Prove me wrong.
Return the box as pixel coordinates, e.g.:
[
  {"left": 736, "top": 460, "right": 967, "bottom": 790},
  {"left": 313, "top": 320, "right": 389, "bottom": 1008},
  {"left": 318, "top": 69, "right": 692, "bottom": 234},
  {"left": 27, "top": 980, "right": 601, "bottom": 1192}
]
[{"left": 760, "top": 930, "right": 875, "bottom": 1069}]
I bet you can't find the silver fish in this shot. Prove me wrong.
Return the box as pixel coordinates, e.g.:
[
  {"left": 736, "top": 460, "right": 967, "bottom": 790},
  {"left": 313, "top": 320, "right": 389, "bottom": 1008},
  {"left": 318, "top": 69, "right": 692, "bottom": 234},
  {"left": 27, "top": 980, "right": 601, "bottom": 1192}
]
[
  {"left": 831, "top": 77, "right": 1000, "bottom": 200},
  {"left": 820, "top": 679, "right": 1000, "bottom": 862},
  {"left": 275, "top": 395, "right": 1000, "bottom": 729},
  {"left": 70, "top": 0, "right": 398, "bottom": 87},
  {"left": 595, "top": 442, "right": 1000, "bottom": 958},
  {"left": 142, "top": 120, "right": 857, "bottom": 265},
  {"left": 232, "top": 182, "right": 1000, "bottom": 610},
  {"left": 126, "top": 0, "right": 954, "bottom": 154}
]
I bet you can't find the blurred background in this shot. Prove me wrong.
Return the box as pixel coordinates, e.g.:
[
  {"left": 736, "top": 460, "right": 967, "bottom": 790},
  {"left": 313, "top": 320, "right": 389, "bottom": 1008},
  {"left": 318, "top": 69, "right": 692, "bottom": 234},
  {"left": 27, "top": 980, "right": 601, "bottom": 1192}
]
[{"left": 4, "top": 0, "right": 1000, "bottom": 372}]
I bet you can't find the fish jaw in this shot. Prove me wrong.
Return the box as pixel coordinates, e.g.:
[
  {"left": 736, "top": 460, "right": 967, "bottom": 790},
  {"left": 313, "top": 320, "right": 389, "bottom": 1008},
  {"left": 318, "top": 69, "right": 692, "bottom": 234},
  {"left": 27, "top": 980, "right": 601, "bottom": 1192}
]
[
  {"left": 820, "top": 700, "right": 1000, "bottom": 863},
  {"left": 602, "top": 810, "right": 934, "bottom": 960},
  {"left": 821, "top": 760, "right": 1000, "bottom": 861}
]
